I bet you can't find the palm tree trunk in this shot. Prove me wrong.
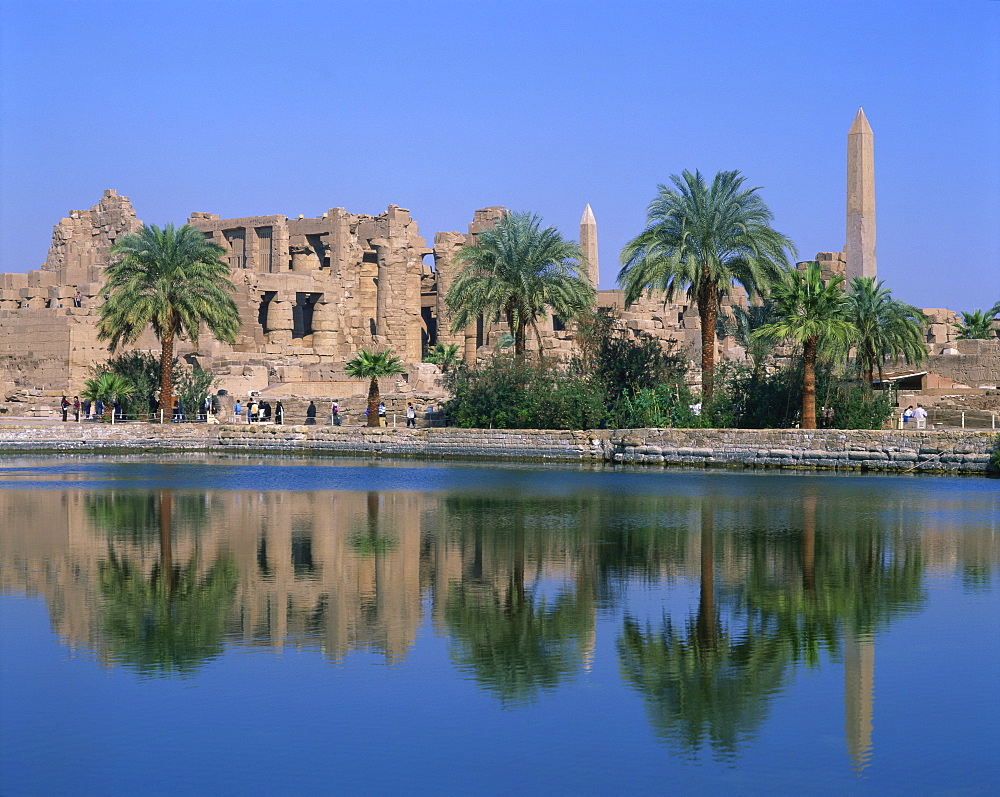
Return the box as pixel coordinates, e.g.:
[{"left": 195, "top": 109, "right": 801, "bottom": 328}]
[
  {"left": 864, "top": 344, "right": 876, "bottom": 387},
  {"left": 367, "top": 379, "right": 380, "bottom": 427},
  {"left": 802, "top": 489, "right": 816, "bottom": 595},
  {"left": 507, "top": 308, "right": 525, "bottom": 360},
  {"left": 696, "top": 499, "right": 717, "bottom": 648},
  {"left": 159, "top": 325, "right": 174, "bottom": 421},
  {"left": 159, "top": 489, "right": 174, "bottom": 597},
  {"left": 802, "top": 337, "right": 818, "bottom": 429},
  {"left": 698, "top": 281, "right": 719, "bottom": 404}
]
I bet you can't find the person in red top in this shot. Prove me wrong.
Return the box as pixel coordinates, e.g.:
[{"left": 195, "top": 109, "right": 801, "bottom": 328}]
[{"left": 72, "top": 396, "right": 81, "bottom": 422}]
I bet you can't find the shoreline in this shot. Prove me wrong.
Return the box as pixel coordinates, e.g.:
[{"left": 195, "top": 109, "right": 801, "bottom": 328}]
[{"left": 0, "top": 422, "right": 995, "bottom": 475}]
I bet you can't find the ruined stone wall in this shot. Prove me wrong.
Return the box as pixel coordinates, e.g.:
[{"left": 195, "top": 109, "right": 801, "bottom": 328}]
[
  {"left": 923, "top": 340, "right": 1000, "bottom": 388},
  {"left": 43, "top": 189, "right": 143, "bottom": 287},
  {"left": 13, "top": 190, "right": 991, "bottom": 404}
]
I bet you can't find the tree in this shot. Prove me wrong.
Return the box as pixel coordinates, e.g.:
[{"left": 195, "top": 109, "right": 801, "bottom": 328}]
[
  {"left": 96, "top": 351, "right": 160, "bottom": 418},
  {"left": 423, "top": 342, "right": 462, "bottom": 373},
  {"left": 753, "top": 262, "right": 855, "bottom": 430},
  {"left": 619, "top": 170, "right": 794, "bottom": 402},
  {"left": 81, "top": 372, "right": 135, "bottom": 420},
  {"left": 98, "top": 224, "right": 241, "bottom": 416},
  {"left": 844, "top": 277, "right": 927, "bottom": 385},
  {"left": 953, "top": 309, "right": 997, "bottom": 340},
  {"left": 344, "top": 349, "right": 406, "bottom": 426},
  {"left": 716, "top": 299, "right": 779, "bottom": 383},
  {"left": 445, "top": 211, "right": 595, "bottom": 358}
]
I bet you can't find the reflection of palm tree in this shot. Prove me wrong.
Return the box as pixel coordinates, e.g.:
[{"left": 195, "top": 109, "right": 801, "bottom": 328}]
[
  {"left": 735, "top": 493, "right": 925, "bottom": 769},
  {"left": 617, "top": 498, "right": 791, "bottom": 758},
  {"left": 85, "top": 489, "right": 209, "bottom": 542},
  {"left": 348, "top": 491, "right": 398, "bottom": 557},
  {"left": 95, "top": 490, "right": 237, "bottom": 675},
  {"left": 442, "top": 495, "right": 594, "bottom": 706}
]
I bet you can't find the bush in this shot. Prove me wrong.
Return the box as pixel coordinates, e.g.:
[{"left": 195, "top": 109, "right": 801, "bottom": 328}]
[
  {"left": 721, "top": 361, "right": 894, "bottom": 429},
  {"left": 92, "top": 352, "right": 217, "bottom": 420},
  {"left": 444, "top": 357, "right": 605, "bottom": 430},
  {"left": 92, "top": 352, "right": 159, "bottom": 419}
]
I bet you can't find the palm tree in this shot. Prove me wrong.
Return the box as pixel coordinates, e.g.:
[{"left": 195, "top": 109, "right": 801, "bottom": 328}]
[
  {"left": 753, "top": 262, "right": 855, "bottom": 429},
  {"left": 423, "top": 342, "right": 462, "bottom": 373},
  {"left": 716, "top": 299, "right": 779, "bottom": 383},
  {"left": 953, "top": 309, "right": 997, "bottom": 340},
  {"left": 81, "top": 372, "right": 135, "bottom": 421},
  {"left": 445, "top": 211, "right": 595, "bottom": 358},
  {"left": 344, "top": 348, "right": 406, "bottom": 426},
  {"left": 619, "top": 170, "right": 795, "bottom": 402},
  {"left": 98, "top": 224, "right": 240, "bottom": 415},
  {"left": 845, "top": 277, "right": 927, "bottom": 385}
]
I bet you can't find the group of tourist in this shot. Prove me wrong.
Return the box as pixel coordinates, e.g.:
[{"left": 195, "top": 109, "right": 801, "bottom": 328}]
[
  {"left": 902, "top": 404, "right": 928, "bottom": 427},
  {"left": 57, "top": 393, "right": 425, "bottom": 427},
  {"left": 60, "top": 395, "right": 117, "bottom": 421},
  {"left": 233, "top": 398, "right": 284, "bottom": 424}
]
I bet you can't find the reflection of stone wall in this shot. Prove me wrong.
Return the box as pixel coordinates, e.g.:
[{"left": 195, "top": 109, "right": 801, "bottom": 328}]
[
  {"left": 0, "top": 489, "right": 431, "bottom": 664},
  {"left": 1, "top": 480, "right": 996, "bottom": 670}
]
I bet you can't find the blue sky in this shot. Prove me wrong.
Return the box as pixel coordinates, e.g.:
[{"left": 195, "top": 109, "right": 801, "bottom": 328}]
[{"left": 1, "top": 0, "right": 997, "bottom": 312}]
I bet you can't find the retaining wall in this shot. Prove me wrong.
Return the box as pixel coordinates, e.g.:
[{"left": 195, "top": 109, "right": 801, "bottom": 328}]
[{"left": 0, "top": 423, "right": 995, "bottom": 474}]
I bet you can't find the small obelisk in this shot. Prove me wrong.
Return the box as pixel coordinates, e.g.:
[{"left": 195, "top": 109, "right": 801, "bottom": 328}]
[
  {"left": 846, "top": 108, "right": 877, "bottom": 281},
  {"left": 580, "top": 204, "right": 599, "bottom": 288}
]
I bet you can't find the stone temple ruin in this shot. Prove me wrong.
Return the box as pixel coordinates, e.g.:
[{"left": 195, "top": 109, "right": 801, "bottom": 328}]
[
  {"left": 0, "top": 111, "right": 997, "bottom": 419},
  {"left": 0, "top": 189, "right": 748, "bottom": 415}
]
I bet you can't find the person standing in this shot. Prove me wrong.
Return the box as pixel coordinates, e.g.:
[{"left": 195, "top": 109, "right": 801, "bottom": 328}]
[
  {"left": 275, "top": 400, "right": 284, "bottom": 425},
  {"left": 249, "top": 398, "right": 259, "bottom": 424},
  {"left": 406, "top": 402, "right": 416, "bottom": 428},
  {"left": 234, "top": 399, "right": 243, "bottom": 423},
  {"left": 60, "top": 396, "right": 69, "bottom": 422},
  {"left": 74, "top": 291, "right": 82, "bottom": 308},
  {"left": 82, "top": 398, "right": 91, "bottom": 420},
  {"left": 821, "top": 405, "right": 834, "bottom": 428},
  {"left": 306, "top": 401, "right": 317, "bottom": 425},
  {"left": 378, "top": 401, "right": 387, "bottom": 427},
  {"left": 331, "top": 400, "right": 342, "bottom": 426}
]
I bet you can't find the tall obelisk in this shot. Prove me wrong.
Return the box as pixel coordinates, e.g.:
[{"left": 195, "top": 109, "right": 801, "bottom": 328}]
[
  {"left": 846, "top": 108, "right": 876, "bottom": 281},
  {"left": 580, "top": 204, "right": 599, "bottom": 288}
]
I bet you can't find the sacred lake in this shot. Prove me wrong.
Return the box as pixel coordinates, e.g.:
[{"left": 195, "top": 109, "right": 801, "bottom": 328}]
[{"left": 1, "top": 455, "right": 997, "bottom": 794}]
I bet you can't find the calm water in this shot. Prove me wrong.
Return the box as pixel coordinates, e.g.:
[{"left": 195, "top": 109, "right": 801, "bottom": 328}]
[{"left": 1, "top": 456, "right": 998, "bottom": 795}]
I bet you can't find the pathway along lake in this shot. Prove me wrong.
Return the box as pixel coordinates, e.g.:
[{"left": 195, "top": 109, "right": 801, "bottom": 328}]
[{"left": 1, "top": 456, "right": 997, "bottom": 794}]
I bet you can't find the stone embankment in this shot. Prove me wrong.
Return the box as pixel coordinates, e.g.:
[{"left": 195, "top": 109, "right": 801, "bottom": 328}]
[{"left": 0, "top": 423, "right": 996, "bottom": 474}]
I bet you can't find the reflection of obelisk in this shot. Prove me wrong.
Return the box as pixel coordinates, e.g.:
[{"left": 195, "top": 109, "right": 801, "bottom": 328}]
[
  {"left": 846, "top": 108, "right": 877, "bottom": 281},
  {"left": 844, "top": 626, "right": 875, "bottom": 772},
  {"left": 580, "top": 204, "right": 599, "bottom": 288}
]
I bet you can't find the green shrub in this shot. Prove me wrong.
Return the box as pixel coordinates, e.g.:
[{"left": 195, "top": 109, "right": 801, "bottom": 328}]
[{"left": 444, "top": 357, "right": 605, "bottom": 430}]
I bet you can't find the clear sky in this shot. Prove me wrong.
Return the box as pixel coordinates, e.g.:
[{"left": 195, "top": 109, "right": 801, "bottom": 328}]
[{"left": 1, "top": 0, "right": 997, "bottom": 312}]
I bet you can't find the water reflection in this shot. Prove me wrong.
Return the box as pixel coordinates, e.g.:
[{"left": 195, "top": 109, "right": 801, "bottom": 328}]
[
  {"left": 95, "top": 491, "right": 238, "bottom": 676},
  {"left": 1, "top": 466, "right": 997, "bottom": 769},
  {"left": 441, "top": 494, "right": 596, "bottom": 706}
]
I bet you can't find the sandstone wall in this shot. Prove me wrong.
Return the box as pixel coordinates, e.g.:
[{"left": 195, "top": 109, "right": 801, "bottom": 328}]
[{"left": 0, "top": 424, "right": 994, "bottom": 474}]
